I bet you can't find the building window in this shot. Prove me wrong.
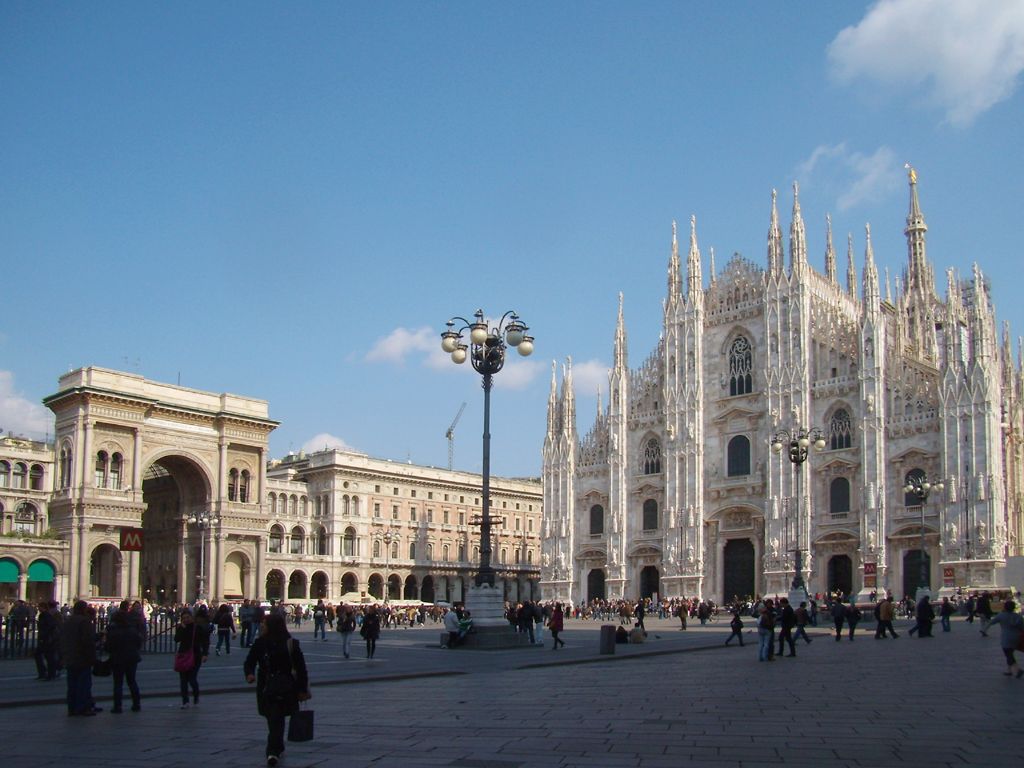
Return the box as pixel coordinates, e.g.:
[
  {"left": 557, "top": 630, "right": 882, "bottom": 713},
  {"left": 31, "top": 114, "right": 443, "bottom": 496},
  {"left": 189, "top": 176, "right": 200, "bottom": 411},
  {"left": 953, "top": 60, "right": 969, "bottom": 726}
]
[
  {"left": 459, "top": 512, "right": 465, "bottom": 526},
  {"left": 427, "top": 509, "right": 433, "bottom": 523},
  {"left": 830, "top": 478, "right": 851, "bottom": 514},
  {"left": 426, "top": 542, "right": 433, "bottom": 560},
  {"left": 443, "top": 510, "right": 449, "bottom": 524},
  {"left": 411, "top": 489, "right": 417, "bottom": 498},
  {"left": 373, "top": 540, "right": 381, "bottom": 558},
  {"left": 391, "top": 541, "right": 399, "bottom": 559},
  {"left": 290, "top": 527, "right": 304, "bottom": 555},
  {"left": 14, "top": 502, "right": 37, "bottom": 534},
  {"left": 590, "top": 504, "right": 604, "bottom": 535},
  {"left": 228, "top": 469, "right": 239, "bottom": 502},
  {"left": 269, "top": 525, "right": 284, "bottom": 554},
  {"left": 374, "top": 503, "right": 381, "bottom": 518},
  {"left": 643, "top": 438, "right": 662, "bottom": 474},
  {"left": 0, "top": 460, "right": 10, "bottom": 488},
  {"left": 29, "top": 464, "right": 45, "bottom": 491},
  {"left": 727, "top": 435, "right": 751, "bottom": 477},
  {"left": 239, "top": 470, "right": 250, "bottom": 503},
  {"left": 642, "top": 499, "right": 658, "bottom": 531},
  {"left": 59, "top": 445, "right": 73, "bottom": 489},
  {"left": 409, "top": 542, "right": 416, "bottom": 559},
  {"left": 410, "top": 507, "right": 417, "bottom": 522},
  {"left": 343, "top": 527, "right": 356, "bottom": 557},
  {"left": 392, "top": 505, "right": 399, "bottom": 520},
  {"left": 94, "top": 452, "right": 108, "bottom": 488},
  {"left": 459, "top": 543, "right": 466, "bottom": 561},
  {"left": 317, "top": 527, "right": 328, "bottom": 555},
  {"left": 528, "top": 519, "right": 533, "bottom": 532},
  {"left": 829, "top": 408, "right": 853, "bottom": 450},
  {"left": 728, "top": 336, "right": 753, "bottom": 396}
]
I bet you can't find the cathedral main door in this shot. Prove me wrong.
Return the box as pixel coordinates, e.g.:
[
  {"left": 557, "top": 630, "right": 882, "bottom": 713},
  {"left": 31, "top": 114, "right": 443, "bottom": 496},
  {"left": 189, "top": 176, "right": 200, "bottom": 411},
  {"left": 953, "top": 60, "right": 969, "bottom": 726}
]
[
  {"left": 587, "top": 569, "right": 606, "bottom": 601},
  {"left": 722, "top": 539, "right": 755, "bottom": 602},
  {"left": 639, "top": 566, "right": 659, "bottom": 600}
]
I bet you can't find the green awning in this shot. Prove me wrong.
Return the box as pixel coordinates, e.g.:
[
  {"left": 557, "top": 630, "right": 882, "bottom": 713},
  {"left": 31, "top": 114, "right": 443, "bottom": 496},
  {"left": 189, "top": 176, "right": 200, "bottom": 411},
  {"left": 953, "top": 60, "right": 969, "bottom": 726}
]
[
  {"left": 0, "top": 559, "right": 20, "bottom": 583},
  {"left": 27, "top": 560, "right": 55, "bottom": 582}
]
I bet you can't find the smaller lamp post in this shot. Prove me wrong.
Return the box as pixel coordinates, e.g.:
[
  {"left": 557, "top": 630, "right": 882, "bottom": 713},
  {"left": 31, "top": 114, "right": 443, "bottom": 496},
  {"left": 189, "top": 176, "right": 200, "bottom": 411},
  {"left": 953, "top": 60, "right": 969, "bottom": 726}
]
[
  {"left": 771, "top": 427, "right": 826, "bottom": 595},
  {"left": 187, "top": 509, "right": 220, "bottom": 603},
  {"left": 902, "top": 473, "right": 943, "bottom": 599}
]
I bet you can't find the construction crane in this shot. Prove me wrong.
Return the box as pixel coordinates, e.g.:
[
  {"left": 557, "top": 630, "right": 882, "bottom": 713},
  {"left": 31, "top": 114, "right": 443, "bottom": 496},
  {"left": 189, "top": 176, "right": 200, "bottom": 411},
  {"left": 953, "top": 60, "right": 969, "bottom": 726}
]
[{"left": 446, "top": 402, "right": 467, "bottom": 470}]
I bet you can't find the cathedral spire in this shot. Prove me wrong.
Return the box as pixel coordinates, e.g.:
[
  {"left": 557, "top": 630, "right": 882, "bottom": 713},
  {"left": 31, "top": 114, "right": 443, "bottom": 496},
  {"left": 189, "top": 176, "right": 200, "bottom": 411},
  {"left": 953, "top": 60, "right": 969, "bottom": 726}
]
[
  {"left": 904, "top": 163, "right": 933, "bottom": 298},
  {"left": 824, "top": 213, "right": 837, "bottom": 284},
  {"left": 789, "top": 181, "right": 807, "bottom": 274},
  {"left": 862, "top": 223, "right": 879, "bottom": 303},
  {"left": 885, "top": 267, "right": 892, "bottom": 303},
  {"left": 561, "top": 356, "right": 575, "bottom": 436},
  {"left": 667, "top": 219, "right": 682, "bottom": 303},
  {"left": 546, "top": 360, "right": 559, "bottom": 437},
  {"left": 708, "top": 246, "right": 716, "bottom": 284},
  {"left": 686, "top": 215, "right": 702, "bottom": 300},
  {"left": 846, "top": 233, "right": 857, "bottom": 298},
  {"left": 613, "top": 292, "right": 627, "bottom": 370},
  {"left": 767, "top": 188, "right": 784, "bottom": 278}
]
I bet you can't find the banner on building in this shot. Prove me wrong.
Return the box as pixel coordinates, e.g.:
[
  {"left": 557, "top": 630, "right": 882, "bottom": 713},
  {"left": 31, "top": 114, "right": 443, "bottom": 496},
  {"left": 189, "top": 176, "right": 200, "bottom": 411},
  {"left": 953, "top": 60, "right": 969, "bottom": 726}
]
[
  {"left": 863, "top": 562, "right": 876, "bottom": 588},
  {"left": 120, "top": 527, "right": 144, "bottom": 552},
  {"left": 943, "top": 566, "right": 955, "bottom": 587}
]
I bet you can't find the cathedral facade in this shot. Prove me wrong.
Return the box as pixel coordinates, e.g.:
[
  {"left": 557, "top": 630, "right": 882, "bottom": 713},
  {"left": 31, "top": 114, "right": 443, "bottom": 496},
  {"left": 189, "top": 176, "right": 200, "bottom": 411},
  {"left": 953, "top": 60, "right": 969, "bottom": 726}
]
[{"left": 541, "top": 172, "right": 1024, "bottom": 605}]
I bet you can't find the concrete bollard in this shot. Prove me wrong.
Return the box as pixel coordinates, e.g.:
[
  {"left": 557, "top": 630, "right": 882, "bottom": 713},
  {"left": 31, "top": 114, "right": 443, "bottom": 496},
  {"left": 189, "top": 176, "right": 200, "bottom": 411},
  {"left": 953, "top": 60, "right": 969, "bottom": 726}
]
[{"left": 599, "top": 624, "right": 616, "bottom": 654}]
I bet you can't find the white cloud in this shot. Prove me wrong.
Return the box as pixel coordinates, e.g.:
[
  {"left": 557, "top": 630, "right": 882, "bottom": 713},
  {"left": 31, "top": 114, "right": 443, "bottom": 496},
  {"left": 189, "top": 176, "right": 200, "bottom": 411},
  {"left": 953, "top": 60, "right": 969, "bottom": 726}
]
[
  {"left": 300, "top": 432, "right": 354, "bottom": 454},
  {"left": 794, "top": 142, "right": 902, "bottom": 211},
  {"left": 570, "top": 359, "right": 611, "bottom": 397},
  {"left": 492, "top": 359, "right": 545, "bottom": 391},
  {"left": 365, "top": 326, "right": 437, "bottom": 364},
  {"left": 828, "top": 0, "right": 1024, "bottom": 125},
  {"left": 0, "top": 370, "right": 52, "bottom": 439}
]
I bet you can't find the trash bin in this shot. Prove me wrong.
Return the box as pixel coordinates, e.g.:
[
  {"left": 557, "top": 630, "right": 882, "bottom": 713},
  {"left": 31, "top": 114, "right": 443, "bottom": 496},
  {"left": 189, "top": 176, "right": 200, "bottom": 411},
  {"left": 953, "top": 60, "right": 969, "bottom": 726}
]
[{"left": 599, "top": 624, "right": 616, "bottom": 655}]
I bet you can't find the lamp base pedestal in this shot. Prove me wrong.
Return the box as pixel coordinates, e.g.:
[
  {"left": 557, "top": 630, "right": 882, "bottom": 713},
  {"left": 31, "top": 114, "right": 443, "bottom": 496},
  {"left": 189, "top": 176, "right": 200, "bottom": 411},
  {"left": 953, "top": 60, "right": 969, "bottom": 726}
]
[{"left": 460, "top": 583, "right": 538, "bottom": 650}]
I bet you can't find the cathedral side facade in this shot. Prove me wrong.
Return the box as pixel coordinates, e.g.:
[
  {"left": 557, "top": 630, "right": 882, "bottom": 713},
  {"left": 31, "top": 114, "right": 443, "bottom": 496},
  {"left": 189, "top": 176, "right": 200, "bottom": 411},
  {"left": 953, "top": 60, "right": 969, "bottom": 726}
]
[{"left": 541, "top": 173, "right": 1024, "bottom": 605}]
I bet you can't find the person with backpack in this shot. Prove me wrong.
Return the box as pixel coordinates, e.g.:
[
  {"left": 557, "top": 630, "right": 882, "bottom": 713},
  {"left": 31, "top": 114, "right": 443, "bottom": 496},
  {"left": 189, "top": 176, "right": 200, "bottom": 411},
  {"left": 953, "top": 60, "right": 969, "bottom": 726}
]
[
  {"left": 337, "top": 607, "right": 357, "bottom": 658},
  {"left": 312, "top": 600, "right": 327, "bottom": 641},
  {"left": 105, "top": 600, "right": 143, "bottom": 713},
  {"left": 757, "top": 600, "right": 775, "bottom": 661},
  {"left": 244, "top": 612, "right": 311, "bottom": 766}
]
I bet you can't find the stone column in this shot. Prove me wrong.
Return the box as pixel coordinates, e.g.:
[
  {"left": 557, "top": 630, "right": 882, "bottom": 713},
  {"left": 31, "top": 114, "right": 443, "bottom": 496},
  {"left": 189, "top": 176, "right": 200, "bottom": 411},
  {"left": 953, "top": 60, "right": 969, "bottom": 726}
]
[
  {"left": 81, "top": 421, "right": 93, "bottom": 491},
  {"left": 132, "top": 428, "right": 143, "bottom": 493},
  {"left": 254, "top": 539, "right": 265, "bottom": 601},
  {"left": 17, "top": 573, "right": 28, "bottom": 601},
  {"left": 127, "top": 550, "right": 140, "bottom": 600},
  {"left": 178, "top": 522, "right": 189, "bottom": 603},
  {"left": 77, "top": 522, "right": 90, "bottom": 598},
  {"left": 218, "top": 440, "right": 228, "bottom": 504}
]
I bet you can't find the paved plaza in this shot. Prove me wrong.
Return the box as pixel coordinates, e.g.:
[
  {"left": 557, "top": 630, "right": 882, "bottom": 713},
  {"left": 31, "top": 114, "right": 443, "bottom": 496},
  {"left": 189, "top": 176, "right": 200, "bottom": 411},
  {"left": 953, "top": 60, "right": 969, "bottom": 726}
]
[{"left": 0, "top": 616, "right": 1020, "bottom": 767}]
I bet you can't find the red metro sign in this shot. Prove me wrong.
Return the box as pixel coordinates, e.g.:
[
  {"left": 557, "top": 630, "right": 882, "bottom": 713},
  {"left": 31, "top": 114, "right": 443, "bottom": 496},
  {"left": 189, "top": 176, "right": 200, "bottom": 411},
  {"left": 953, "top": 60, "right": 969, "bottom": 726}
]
[{"left": 120, "top": 527, "right": 144, "bottom": 552}]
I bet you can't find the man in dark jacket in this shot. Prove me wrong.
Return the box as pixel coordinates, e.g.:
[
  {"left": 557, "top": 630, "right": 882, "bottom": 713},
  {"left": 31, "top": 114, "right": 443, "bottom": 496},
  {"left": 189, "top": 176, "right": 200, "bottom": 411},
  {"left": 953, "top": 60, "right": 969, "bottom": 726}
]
[
  {"left": 777, "top": 598, "right": 798, "bottom": 657},
  {"left": 60, "top": 601, "right": 97, "bottom": 716},
  {"left": 105, "top": 602, "right": 143, "bottom": 712},
  {"left": 34, "top": 601, "right": 61, "bottom": 680}
]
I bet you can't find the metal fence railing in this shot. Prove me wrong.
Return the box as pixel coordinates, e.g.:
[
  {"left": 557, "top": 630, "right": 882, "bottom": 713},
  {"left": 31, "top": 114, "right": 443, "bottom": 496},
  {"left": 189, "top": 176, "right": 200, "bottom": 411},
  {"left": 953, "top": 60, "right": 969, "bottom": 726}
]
[{"left": 0, "top": 612, "right": 179, "bottom": 660}]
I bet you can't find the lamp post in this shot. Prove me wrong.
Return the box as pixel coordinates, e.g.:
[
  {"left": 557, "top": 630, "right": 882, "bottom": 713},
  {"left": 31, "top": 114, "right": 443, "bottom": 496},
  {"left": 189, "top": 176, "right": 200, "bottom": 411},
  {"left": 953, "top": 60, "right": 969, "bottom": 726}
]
[
  {"left": 441, "top": 309, "right": 533, "bottom": 588},
  {"left": 771, "top": 427, "right": 826, "bottom": 595},
  {"left": 902, "top": 472, "right": 943, "bottom": 598},
  {"left": 381, "top": 524, "right": 400, "bottom": 603},
  {"left": 187, "top": 508, "right": 220, "bottom": 603}
]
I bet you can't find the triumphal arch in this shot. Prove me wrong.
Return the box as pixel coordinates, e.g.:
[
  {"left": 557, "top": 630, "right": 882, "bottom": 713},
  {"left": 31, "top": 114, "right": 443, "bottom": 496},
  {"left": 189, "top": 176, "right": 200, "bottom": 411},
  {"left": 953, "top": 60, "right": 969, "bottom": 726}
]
[{"left": 44, "top": 367, "right": 277, "bottom": 603}]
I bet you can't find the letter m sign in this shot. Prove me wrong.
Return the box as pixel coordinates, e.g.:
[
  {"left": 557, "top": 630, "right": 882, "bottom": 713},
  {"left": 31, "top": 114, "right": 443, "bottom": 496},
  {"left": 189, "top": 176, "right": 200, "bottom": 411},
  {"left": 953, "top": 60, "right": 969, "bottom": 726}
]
[{"left": 120, "top": 527, "right": 144, "bottom": 552}]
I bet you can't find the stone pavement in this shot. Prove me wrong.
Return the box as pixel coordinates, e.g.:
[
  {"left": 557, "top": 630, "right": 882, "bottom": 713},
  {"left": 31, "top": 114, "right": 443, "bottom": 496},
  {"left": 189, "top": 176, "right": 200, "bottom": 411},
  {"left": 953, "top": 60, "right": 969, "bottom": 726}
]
[{"left": 1, "top": 616, "right": 1020, "bottom": 767}]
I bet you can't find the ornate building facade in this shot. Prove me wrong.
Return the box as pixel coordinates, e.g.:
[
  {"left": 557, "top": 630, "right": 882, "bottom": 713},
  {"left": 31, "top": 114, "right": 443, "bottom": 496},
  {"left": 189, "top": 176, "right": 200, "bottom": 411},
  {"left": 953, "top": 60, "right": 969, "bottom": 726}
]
[
  {"left": 0, "top": 366, "right": 540, "bottom": 604},
  {"left": 541, "top": 173, "right": 1024, "bottom": 605}
]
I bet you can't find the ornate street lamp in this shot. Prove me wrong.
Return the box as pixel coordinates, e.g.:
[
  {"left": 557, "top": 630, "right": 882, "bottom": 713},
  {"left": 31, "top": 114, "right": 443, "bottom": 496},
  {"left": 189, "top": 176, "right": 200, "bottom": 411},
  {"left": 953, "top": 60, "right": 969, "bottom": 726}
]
[
  {"left": 903, "top": 472, "right": 944, "bottom": 598},
  {"left": 771, "top": 427, "right": 826, "bottom": 594},
  {"left": 441, "top": 309, "right": 533, "bottom": 588},
  {"left": 186, "top": 509, "right": 220, "bottom": 603}
]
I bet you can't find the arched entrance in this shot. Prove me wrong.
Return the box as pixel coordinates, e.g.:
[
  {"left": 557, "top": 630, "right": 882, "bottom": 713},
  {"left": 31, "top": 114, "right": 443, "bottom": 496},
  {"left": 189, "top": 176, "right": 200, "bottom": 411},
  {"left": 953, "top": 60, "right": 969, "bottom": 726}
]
[
  {"left": 827, "top": 555, "right": 853, "bottom": 597},
  {"left": 141, "top": 454, "right": 212, "bottom": 603},
  {"left": 723, "top": 539, "right": 755, "bottom": 603},
  {"left": 903, "top": 549, "right": 930, "bottom": 597},
  {"left": 403, "top": 575, "right": 418, "bottom": 600},
  {"left": 288, "top": 570, "right": 307, "bottom": 599},
  {"left": 368, "top": 573, "right": 383, "bottom": 599},
  {"left": 421, "top": 575, "right": 435, "bottom": 603},
  {"left": 387, "top": 574, "right": 401, "bottom": 601},
  {"left": 266, "top": 570, "right": 285, "bottom": 601},
  {"left": 311, "top": 571, "right": 329, "bottom": 599},
  {"left": 0, "top": 558, "right": 20, "bottom": 601},
  {"left": 639, "top": 566, "right": 660, "bottom": 600},
  {"left": 90, "top": 543, "right": 122, "bottom": 597},
  {"left": 27, "top": 560, "right": 56, "bottom": 602},
  {"left": 587, "top": 568, "right": 606, "bottom": 602},
  {"left": 222, "top": 552, "right": 248, "bottom": 600},
  {"left": 341, "top": 572, "right": 358, "bottom": 595}
]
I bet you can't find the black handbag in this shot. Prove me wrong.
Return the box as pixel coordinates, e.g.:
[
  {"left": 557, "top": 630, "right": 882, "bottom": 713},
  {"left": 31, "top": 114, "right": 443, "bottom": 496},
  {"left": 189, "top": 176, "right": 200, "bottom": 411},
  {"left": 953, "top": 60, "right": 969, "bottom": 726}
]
[
  {"left": 92, "top": 657, "right": 112, "bottom": 677},
  {"left": 288, "top": 707, "right": 314, "bottom": 742}
]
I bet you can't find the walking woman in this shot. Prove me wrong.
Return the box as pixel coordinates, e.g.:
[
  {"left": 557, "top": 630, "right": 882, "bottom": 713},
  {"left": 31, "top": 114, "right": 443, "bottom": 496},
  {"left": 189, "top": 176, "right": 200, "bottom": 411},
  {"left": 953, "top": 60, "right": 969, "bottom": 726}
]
[
  {"left": 549, "top": 602, "right": 566, "bottom": 650},
  {"left": 360, "top": 605, "right": 381, "bottom": 659},
  {"left": 174, "top": 608, "right": 209, "bottom": 708},
  {"left": 987, "top": 599, "right": 1024, "bottom": 678},
  {"left": 244, "top": 612, "right": 311, "bottom": 766},
  {"left": 337, "top": 606, "right": 356, "bottom": 659},
  {"left": 105, "top": 601, "right": 143, "bottom": 713}
]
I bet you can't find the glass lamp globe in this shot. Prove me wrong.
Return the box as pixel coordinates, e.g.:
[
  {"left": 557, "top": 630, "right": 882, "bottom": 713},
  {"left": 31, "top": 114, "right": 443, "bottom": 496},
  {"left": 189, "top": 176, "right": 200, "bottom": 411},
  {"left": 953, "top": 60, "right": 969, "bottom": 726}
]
[
  {"left": 771, "top": 441, "right": 783, "bottom": 453},
  {"left": 506, "top": 328, "right": 524, "bottom": 346},
  {"left": 517, "top": 337, "right": 534, "bottom": 356},
  {"left": 451, "top": 347, "right": 467, "bottom": 364},
  {"left": 470, "top": 324, "right": 488, "bottom": 345},
  {"left": 441, "top": 334, "right": 458, "bottom": 353}
]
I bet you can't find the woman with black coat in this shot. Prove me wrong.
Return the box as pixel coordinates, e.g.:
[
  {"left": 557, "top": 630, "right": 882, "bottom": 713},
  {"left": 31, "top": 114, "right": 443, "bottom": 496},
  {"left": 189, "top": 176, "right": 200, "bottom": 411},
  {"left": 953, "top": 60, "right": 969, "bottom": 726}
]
[
  {"left": 360, "top": 605, "right": 381, "bottom": 659},
  {"left": 244, "top": 612, "right": 311, "bottom": 766},
  {"left": 105, "top": 602, "right": 143, "bottom": 713},
  {"left": 174, "top": 608, "right": 209, "bottom": 708}
]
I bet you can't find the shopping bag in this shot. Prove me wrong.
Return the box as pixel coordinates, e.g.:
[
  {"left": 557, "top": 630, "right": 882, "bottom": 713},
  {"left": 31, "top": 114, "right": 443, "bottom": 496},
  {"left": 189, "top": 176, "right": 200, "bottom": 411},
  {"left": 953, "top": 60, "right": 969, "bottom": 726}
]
[{"left": 288, "top": 707, "right": 314, "bottom": 742}]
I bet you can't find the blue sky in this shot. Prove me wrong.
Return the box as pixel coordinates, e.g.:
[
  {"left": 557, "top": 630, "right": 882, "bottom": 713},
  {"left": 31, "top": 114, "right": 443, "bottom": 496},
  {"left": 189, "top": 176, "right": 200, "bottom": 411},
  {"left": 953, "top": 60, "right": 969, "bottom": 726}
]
[{"left": 2, "top": 1, "right": 1023, "bottom": 478}]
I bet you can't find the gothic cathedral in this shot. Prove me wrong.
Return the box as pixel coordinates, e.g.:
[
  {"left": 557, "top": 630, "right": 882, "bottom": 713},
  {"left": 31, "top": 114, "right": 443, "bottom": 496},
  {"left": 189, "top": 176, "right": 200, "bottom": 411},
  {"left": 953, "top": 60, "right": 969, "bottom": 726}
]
[{"left": 541, "top": 171, "right": 1024, "bottom": 605}]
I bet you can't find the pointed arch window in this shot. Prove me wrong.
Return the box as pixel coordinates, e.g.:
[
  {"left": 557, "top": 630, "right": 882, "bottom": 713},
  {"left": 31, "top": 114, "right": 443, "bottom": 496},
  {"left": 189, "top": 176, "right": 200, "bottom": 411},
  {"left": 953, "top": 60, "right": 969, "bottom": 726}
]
[
  {"left": 728, "top": 336, "right": 753, "bottom": 396},
  {"left": 829, "top": 409, "right": 853, "bottom": 450},
  {"left": 830, "top": 477, "right": 851, "bottom": 514},
  {"left": 727, "top": 435, "right": 751, "bottom": 477},
  {"left": 642, "top": 499, "right": 659, "bottom": 531},
  {"left": 642, "top": 439, "right": 662, "bottom": 475},
  {"left": 590, "top": 504, "right": 604, "bottom": 535}
]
